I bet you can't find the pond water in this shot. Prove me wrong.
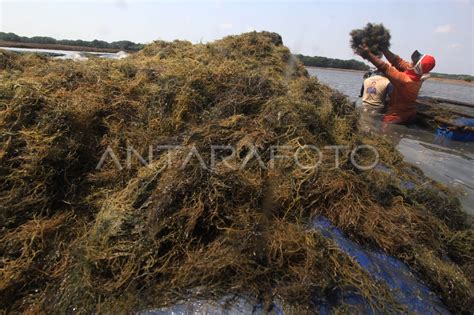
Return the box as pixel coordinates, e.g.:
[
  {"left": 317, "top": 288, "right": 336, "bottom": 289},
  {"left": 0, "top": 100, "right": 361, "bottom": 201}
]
[{"left": 308, "top": 67, "right": 474, "bottom": 214}]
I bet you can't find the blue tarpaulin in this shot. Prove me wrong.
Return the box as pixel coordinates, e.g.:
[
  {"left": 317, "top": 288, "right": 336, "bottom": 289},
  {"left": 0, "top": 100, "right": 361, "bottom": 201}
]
[
  {"left": 144, "top": 216, "right": 449, "bottom": 314},
  {"left": 311, "top": 217, "right": 449, "bottom": 314},
  {"left": 436, "top": 117, "right": 474, "bottom": 142}
]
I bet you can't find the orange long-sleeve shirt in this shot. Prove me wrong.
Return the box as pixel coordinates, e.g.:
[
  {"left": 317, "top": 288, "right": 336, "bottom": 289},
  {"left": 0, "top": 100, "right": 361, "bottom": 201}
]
[{"left": 371, "top": 54, "right": 421, "bottom": 124}]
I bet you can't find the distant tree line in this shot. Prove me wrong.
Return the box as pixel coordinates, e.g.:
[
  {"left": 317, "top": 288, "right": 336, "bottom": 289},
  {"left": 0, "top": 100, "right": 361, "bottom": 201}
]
[
  {"left": 0, "top": 32, "right": 144, "bottom": 51},
  {"left": 296, "top": 54, "right": 473, "bottom": 81},
  {"left": 431, "top": 72, "right": 473, "bottom": 82},
  {"left": 295, "top": 54, "right": 370, "bottom": 71}
]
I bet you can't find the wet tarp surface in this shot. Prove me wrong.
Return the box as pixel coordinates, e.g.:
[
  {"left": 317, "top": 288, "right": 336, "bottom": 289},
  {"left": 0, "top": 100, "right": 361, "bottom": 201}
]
[
  {"left": 143, "top": 217, "right": 450, "bottom": 315},
  {"left": 436, "top": 118, "right": 474, "bottom": 142},
  {"left": 312, "top": 217, "right": 449, "bottom": 314}
]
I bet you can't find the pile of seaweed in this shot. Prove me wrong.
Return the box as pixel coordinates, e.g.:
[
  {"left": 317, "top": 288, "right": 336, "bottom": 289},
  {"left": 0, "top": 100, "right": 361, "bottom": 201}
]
[
  {"left": 0, "top": 32, "right": 472, "bottom": 313},
  {"left": 350, "top": 23, "right": 391, "bottom": 57},
  {"left": 411, "top": 97, "right": 474, "bottom": 139}
]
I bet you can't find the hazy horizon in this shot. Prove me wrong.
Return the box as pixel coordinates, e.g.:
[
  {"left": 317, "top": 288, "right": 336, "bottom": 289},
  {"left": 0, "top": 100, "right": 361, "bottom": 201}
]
[{"left": 1, "top": 0, "right": 473, "bottom": 75}]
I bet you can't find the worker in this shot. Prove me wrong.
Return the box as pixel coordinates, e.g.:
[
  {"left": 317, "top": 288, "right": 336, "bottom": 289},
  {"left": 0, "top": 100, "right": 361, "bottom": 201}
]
[
  {"left": 356, "top": 46, "right": 436, "bottom": 124},
  {"left": 359, "top": 70, "right": 391, "bottom": 113}
]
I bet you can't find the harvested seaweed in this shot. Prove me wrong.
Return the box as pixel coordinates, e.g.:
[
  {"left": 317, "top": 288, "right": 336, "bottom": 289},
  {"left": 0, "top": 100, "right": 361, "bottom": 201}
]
[
  {"left": 350, "top": 23, "right": 391, "bottom": 57},
  {"left": 0, "top": 31, "right": 472, "bottom": 313}
]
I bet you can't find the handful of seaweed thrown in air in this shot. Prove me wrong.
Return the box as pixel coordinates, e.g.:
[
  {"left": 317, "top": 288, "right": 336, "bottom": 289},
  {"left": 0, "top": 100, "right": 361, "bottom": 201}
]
[{"left": 350, "top": 23, "right": 391, "bottom": 57}]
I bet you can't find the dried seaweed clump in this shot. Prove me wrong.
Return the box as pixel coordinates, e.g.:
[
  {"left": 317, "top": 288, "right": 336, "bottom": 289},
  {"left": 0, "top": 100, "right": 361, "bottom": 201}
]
[
  {"left": 0, "top": 31, "right": 472, "bottom": 314},
  {"left": 350, "top": 23, "right": 391, "bottom": 56}
]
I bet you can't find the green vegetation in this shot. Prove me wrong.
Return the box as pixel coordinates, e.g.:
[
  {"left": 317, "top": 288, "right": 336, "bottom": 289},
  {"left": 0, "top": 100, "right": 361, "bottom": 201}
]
[
  {"left": 295, "top": 54, "right": 369, "bottom": 71},
  {"left": 0, "top": 31, "right": 144, "bottom": 51}
]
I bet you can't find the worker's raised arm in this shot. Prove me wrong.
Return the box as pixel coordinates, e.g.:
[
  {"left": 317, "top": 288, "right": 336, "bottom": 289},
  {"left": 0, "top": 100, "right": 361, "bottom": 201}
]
[
  {"left": 382, "top": 48, "right": 412, "bottom": 72},
  {"left": 356, "top": 47, "right": 407, "bottom": 85}
]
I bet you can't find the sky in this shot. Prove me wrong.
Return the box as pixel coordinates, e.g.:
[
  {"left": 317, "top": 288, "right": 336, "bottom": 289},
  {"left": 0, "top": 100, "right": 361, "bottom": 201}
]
[{"left": 0, "top": 0, "right": 473, "bottom": 75}]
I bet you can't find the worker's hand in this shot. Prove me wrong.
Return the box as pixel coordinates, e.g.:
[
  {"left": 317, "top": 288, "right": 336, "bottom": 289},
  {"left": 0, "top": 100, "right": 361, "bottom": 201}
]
[{"left": 355, "top": 44, "right": 370, "bottom": 59}]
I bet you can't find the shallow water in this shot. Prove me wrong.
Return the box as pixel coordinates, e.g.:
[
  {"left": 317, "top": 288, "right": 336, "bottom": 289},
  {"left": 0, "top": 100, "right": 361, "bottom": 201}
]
[{"left": 308, "top": 67, "right": 474, "bottom": 214}]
